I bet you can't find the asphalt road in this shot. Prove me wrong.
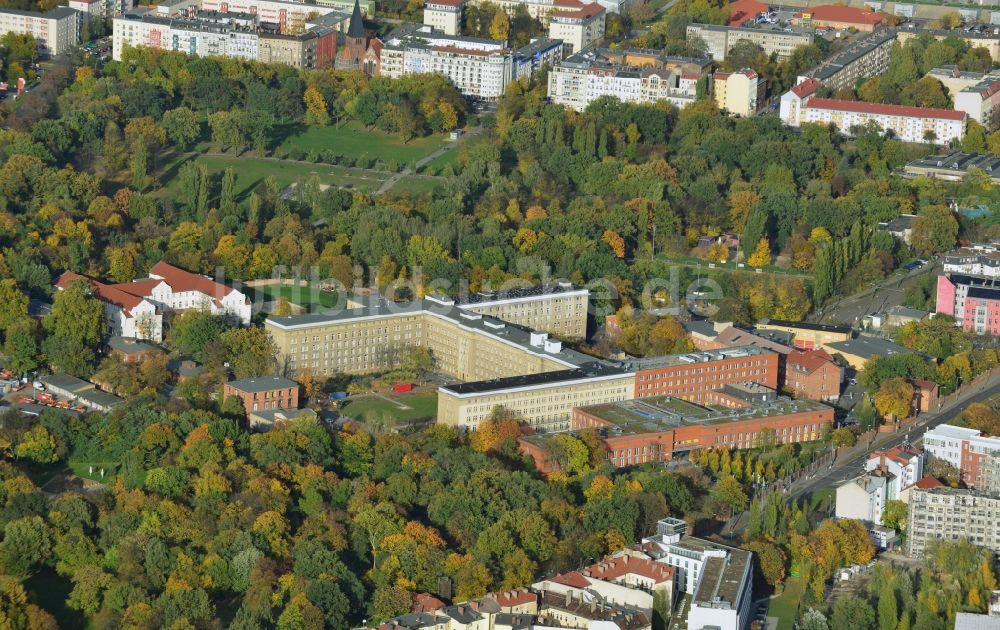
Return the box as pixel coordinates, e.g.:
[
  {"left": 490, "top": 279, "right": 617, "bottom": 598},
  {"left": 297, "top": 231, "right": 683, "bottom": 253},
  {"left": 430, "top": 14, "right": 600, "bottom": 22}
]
[{"left": 788, "top": 371, "right": 1000, "bottom": 501}]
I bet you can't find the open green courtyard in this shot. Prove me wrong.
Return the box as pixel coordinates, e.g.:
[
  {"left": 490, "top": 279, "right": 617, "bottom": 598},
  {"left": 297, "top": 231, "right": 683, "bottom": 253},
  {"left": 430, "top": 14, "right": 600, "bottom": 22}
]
[
  {"left": 767, "top": 576, "right": 806, "bottom": 630},
  {"left": 339, "top": 391, "right": 438, "bottom": 427},
  {"left": 250, "top": 284, "right": 350, "bottom": 310},
  {"left": 278, "top": 121, "right": 449, "bottom": 166}
]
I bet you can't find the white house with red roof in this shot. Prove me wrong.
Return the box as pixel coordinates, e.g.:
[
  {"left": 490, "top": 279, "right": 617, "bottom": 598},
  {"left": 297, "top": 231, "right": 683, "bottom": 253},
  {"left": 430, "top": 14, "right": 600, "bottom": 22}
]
[
  {"left": 866, "top": 444, "right": 924, "bottom": 498},
  {"left": 779, "top": 77, "right": 820, "bottom": 126},
  {"left": 547, "top": 0, "right": 605, "bottom": 54},
  {"left": 56, "top": 272, "right": 163, "bottom": 342},
  {"left": 55, "top": 261, "right": 252, "bottom": 343},
  {"left": 801, "top": 97, "right": 967, "bottom": 145},
  {"left": 533, "top": 553, "right": 675, "bottom": 616}
]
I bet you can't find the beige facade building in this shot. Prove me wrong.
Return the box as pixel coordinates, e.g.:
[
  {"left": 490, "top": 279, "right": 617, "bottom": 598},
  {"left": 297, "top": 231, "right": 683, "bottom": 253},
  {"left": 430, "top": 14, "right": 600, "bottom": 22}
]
[
  {"left": 547, "top": 1, "right": 604, "bottom": 54},
  {"left": 906, "top": 487, "right": 1000, "bottom": 558},
  {"left": 423, "top": 0, "right": 463, "bottom": 35},
  {"left": 437, "top": 367, "right": 635, "bottom": 431},
  {"left": 686, "top": 23, "right": 813, "bottom": 62},
  {"left": 713, "top": 68, "right": 763, "bottom": 117},
  {"left": 451, "top": 283, "right": 589, "bottom": 339},
  {"left": 0, "top": 7, "right": 79, "bottom": 56}
]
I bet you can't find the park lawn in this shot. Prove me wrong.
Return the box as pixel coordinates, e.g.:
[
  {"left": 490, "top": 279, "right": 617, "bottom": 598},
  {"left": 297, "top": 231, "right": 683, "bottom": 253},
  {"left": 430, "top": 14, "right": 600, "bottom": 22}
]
[
  {"left": 419, "top": 132, "right": 486, "bottom": 173},
  {"left": 156, "top": 154, "right": 386, "bottom": 203},
  {"left": 767, "top": 576, "right": 806, "bottom": 630},
  {"left": 68, "top": 460, "right": 118, "bottom": 483},
  {"left": 390, "top": 176, "right": 445, "bottom": 196},
  {"left": 278, "top": 121, "right": 448, "bottom": 165},
  {"left": 340, "top": 391, "right": 438, "bottom": 426}
]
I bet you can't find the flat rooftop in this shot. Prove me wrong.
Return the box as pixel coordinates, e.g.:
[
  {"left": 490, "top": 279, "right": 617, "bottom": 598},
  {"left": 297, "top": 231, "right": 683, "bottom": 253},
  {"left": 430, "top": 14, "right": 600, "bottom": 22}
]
[
  {"left": 826, "top": 335, "right": 914, "bottom": 359},
  {"left": 905, "top": 151, "right": 1000, "bottom": 177},
  {"left": 441, "top": 362, "right": 627, "bottom": 396},
  {"left": 445, "top": 281, "right": 586, "bottom": 306},
  {"left": 577, "top": 394, "right": 828, "bottom": 434},
  {"left": 613, "top": 345, "right": 774, "bottom": 372},
  {"left": 758, "top": 318, "right": 851, "bottom": 334}
]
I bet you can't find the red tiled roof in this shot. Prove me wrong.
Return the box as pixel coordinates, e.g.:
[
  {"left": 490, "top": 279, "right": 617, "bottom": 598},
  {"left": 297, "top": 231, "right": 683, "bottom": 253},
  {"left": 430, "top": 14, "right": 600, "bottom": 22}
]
[
  {"left": 911, "top": 475, "right": 945, "bottom": 490},
  {"left": 791, "top": 78, "right": 821, "bottom": 98},
  {"left": 425, "top": 0, "right": 464, "bottom": 6},
  {"left": 728, "top": 0, "right": 767, "bottom": 26},
  {"left": 56, "top": 271, "right": 146, "bottom": 317},
  {"left": 787, "top": 349, "right": 835, "bottom": 374},
  {"left": 551, "top": 571, "right": 591, "bottom": 588},
  {"left": 805, "top": 97, "right": 968, "bottom": 121},
  {"left": 552, "top": 1, "right": 604, "bottom": 19},
  {"left": 871, "top": 444, "right": 921, "bottom": 466},
  {"left": 582, "top": 555, "right": 675, "bottom": 584},
  {"left": 148, "top": 261, "right": 242, "bottom": 305},
  {"left": 796, "top": 4, "right": 885, "bottom": 25},
  {"left": 411, "top": 592, "right": 447, "bottom": 612},
  {"left": 909, "top": 378, "right": 938, "bottom": 391},
  {"left": 492, "top": 588, "right": 537, "bottom": 607}
]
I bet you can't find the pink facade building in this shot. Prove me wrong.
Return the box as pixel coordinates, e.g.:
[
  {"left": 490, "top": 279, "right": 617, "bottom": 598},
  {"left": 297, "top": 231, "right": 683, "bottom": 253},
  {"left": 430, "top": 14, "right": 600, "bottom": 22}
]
[{"left": 936, "top": 274, "right": 1000, "bottom": 335}]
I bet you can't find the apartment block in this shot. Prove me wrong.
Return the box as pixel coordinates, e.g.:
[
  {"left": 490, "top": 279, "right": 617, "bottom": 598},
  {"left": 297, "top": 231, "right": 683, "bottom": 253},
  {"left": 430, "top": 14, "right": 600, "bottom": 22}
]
[
  {"left": 799, "top": 28, "right": 894, "bottom": 91},
  {"left": 450, "top": 282, "right": 589, "bottom": 339},
  {"left": 685, "top": 22, "right": 813, "bottom": 61},
  {"left": 548, "top": 48, "right": 703, "bottom": 111},
  {"left": 936, "top": 273, "right": 1000, "bottom": 333},
  {"left": 898, "top": 28, "right": 1000, "bottom": 67},
  {"left": 954, "top": 75, "right": 1000, "bottom": 130},
  {"left": 868, "top": 444, "right": 924, "bottom": 491},
  {"left": 628, "top": 346, "right": 780, "bottom": 401},
  {"left": 0, "top": 7, "right": 79, "bottom": 56},
  {"left": 943, "top": 246, "right": 1000, "bottom": 279},
  {"left": 379, "top": 24, "right": 562, "bottom": 101},
  {"left": 923, "top": 424, "right": 1000, "bottom": 487},
  {"left": 546, "top": 0, "right": 603, "bottom": 54},
  {"left": 535, "top": 554, "right": 675, "bottom": 617},
  {"left": 713, "top": 68, "right": 763, "bottom": 117},
  {"left": 906, "top": 487, "right": 1000, "bottom": 558},
  {"left": 423, "top": 0, "right": 463, "bottom": 35},
  {"left": 802, "top": 98, "right": 967, "bottom": 145},
  {"left": 835, "top": 469, "right": 894, "bottom": 524}
]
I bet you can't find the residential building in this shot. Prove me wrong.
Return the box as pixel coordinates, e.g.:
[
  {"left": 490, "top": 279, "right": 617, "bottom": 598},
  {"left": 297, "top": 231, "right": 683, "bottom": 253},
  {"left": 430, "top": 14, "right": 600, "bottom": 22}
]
[
  {"left": 533, "top": 554, "right": 676, "bottom": 616},
  {"left": 923, "top": 424, "right": 1000, "bottom": 487},
  {"left": 0, "top": 7, "right": 80, "bottom": 56},
  {"left": 898, "top": 28, "right": 1000, "bottom": 68},
  {"left": 535, "top": 592, "right": 651, "bottom": 629},
  {"left": 449, "top": 282, "right": 589, "bottom": 339},
  {"left": 640, "top": 518, "right": 754, "bottom": 630},
  {"left": 535, "top": 387, "right": 833, "bottom": 469},
  {"left": 867, "top": 444, "right": 924, "bottom": 493},
  {"left": 943, "top": 245, "right": 1000, "bottom": 279},
  {"left": 56, "top": 271, "right": 163, "bottom": 342},
  {"left": 835, "top": 470, "right": 894, "bottom": 523},
  {"left": 936, "top": 273, "right": 1000, "bottom": 334},
  {"left": 472, "top": 0, "right": 618, "bottom": 23},
  {"left": 898, "top": 474, "right": 944, "bottom": 504},
  {"left": 800, "top": 97, "right": 967, "bottom": 145},
  {"left": 877, "top": 214, "right": 917, "bottom": 245},
  {"left": 380, "top": 23, "right": 561, "bottom": 101},
  {"left": 904, "top": 152, "right": 1000, "bottom": 184},
  {"left": 686, "top": 22, "right": 813, "bottom": 61},
  {"left": 755, "top": 319, "right": 852, "bottom": 351},
  {"left": 791, "top": 4, "right": 886, "bottom": 32},
  {"left": 825, "top": 335, "right": 915, "bottom": 370},
  {"left": 548, "top": 48, "right": 703, "bottom": 111},
  {"left": 546, "top": 0, "right": 604, "bottom": 54},
  {"left": 423, "top": 0, "right": 463, "bottom": 35},
  {"left": 797, "top": 28, "right": 895, "bottom": 91},
  {"left": 314, "top": 0, "right": 373, "bottom": 15},
  {"left": 69, "top": 0, "right": 105, "bottom": 19},
  {"left": 785, "top": 349, "right": 842, "bottom": 402},
  {"left": 906, "top": 486, "right": 1000, "bottom": 557},
  {"left": 778, "top": 77, "right": 820, "bottom": 127},
  {"left": 926, "top": 65, "right": 995, "bottom": 99},
  {"left": 713, "top": 68, "right": 764, "bottom": 117},
  {"left": 910, "top": 378, "right": 940, "bottom": 414},
  {"left": 954, "top": 74, "right": 1000, "bottom": 130}
]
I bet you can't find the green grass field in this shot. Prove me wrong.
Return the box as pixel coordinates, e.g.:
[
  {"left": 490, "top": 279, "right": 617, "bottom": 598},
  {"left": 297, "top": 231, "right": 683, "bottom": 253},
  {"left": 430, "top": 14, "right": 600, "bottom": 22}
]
[
  {"left": 418, "top": 132, "right": 486, "bottom": 173},
  {"left": 340, "top": 391, "right": 438, "bottom": 426},
  {"left": 389, "top": 176, "right": 445, "bottom": 196},
  {"left": 767, "top": 576, "right": 806, "bottom": 630},
  {"left": 156, "top": 154, "right": 387, "bottom": 203},
  {"left": 251, "top": 284, "right": 351, "bottom": 309},
  {"left": 278, "top": 121, "right": 448, "bottom": 165},
  {"left": 68, "top": 460, "right": 117, "bottom": 483}
]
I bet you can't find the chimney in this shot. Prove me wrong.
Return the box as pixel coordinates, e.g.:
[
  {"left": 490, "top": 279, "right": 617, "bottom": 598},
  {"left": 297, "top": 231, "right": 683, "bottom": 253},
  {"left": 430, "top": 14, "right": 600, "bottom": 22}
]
[{"left": 565, "top": 590, "right": 573, "bottom": 606}]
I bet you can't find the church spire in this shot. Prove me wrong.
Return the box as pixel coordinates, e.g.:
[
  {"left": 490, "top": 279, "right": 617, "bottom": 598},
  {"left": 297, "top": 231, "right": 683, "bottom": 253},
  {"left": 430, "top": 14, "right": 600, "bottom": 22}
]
[{"left": 347, "top": 0, "right": 365, "bottom": 39}]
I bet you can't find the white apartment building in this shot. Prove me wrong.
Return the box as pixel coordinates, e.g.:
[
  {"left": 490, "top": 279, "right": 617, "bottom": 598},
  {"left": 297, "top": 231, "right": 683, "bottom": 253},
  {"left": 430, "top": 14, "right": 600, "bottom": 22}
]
[
  {"left": 867, "top": 444, "right": 924, "bottom": 493},
  {"left": 546, "top": 0, "right": 603, "bottom": 54},
  {"left": 0, "top": 7, "right": 80, "bottom": 56},
  {"left": 641, "top": 518, "right": 754, "bottom": 630},
  {"left": 924, "top": 423, "right": 1000, "bottom": 487},
  {"left": 380, "top": 24, "right": 561, "bottom": 101},
  {"left": 907, "top": 487, "right": 1000, "bottom": 558},
  {"left": 801, "top": 97, "right": 967, "bottom": 145},
  {"left": 955, "top": 75, "right": 1000, "bottom": 130},
  {"left": 713, "top": 68, "right": 762, "bottom": 117},
  {"left": 686, "top": 22, "right": 813, "bottom": 61},
  {"left": 423, "top": 0, "right": 463, "bottom": 35},
  {"left": 548, "top": 50, "right": 700, "bottom": 111},
  {"left": 835, "top": 472, "right": 893, "bottom": 524},
  {"left": 943, "top": 245, "right": 1000, "bottom": 279},
  {"left": 779, "top": 77, "right": 819, "bottom": 126},
  {"left": 926, "top": 65, "right": 997, "bottom": 99}
]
